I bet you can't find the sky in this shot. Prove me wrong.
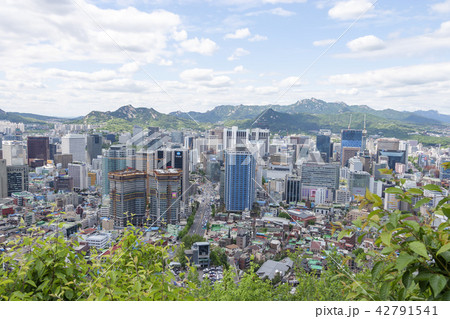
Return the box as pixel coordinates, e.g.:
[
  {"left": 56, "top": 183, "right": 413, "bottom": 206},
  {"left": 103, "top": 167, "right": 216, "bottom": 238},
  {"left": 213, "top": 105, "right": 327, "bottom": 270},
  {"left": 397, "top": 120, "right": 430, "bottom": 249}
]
[{"left": 1, "top": 0, "right": 450, "bottom": 117}]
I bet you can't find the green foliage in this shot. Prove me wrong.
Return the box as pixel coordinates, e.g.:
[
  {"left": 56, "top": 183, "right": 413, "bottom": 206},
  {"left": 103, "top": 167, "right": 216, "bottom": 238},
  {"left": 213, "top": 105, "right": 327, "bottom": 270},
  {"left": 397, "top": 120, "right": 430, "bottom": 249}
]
[
  {"left": 209, "top": 246, "right": 228, "bottom": 269},
  {"left": 177, "top": 201, "right": 199, "bottom": 239},
  {"left": 278, "top": 212, "right": 291, "bottom": 219},
  {"left": 347, "top": 185, "right": 450, "bottom": 301},
  {"left": 182, "top": 235, "right": 205, "bottom": 250},
  {"left": 0, "top": 227, "right": 196, "bottom": 301}
]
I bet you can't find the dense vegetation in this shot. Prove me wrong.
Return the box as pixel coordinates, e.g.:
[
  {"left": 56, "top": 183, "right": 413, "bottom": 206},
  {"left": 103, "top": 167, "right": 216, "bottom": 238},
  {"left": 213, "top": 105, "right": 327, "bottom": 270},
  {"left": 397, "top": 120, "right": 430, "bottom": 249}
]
[{"left": 0, "top": 184, "right": 448, "bottom": 301}]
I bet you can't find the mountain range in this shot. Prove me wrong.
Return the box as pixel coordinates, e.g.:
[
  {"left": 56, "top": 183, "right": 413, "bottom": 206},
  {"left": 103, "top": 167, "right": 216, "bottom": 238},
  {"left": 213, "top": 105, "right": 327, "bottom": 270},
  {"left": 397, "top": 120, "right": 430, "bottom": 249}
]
[{"left": 1, "top": 98, "right": 449, "bottom": 144}]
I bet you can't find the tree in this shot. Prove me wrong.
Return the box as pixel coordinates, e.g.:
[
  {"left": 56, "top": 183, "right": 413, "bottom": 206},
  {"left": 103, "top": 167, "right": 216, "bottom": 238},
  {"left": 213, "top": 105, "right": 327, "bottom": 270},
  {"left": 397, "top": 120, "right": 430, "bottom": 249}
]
[
  {"left": 182, "top": 235, "right": 205, "bottom": 250},
  {"left": 337, "top": 183, "right": 450, "bottom": 301},
  {"left": 278, "top": 212, "right": 290, "bottom": 219}
]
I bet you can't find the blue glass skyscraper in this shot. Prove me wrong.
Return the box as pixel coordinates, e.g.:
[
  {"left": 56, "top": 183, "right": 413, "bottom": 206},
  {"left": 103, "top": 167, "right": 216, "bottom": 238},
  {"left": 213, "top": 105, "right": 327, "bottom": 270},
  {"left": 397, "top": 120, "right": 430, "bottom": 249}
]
[
  {"left": 341, "top": 129, "right": 363, "bottom": 149},
  {"left": 224, "top": 150, "right": 256, "bottom": 212}
]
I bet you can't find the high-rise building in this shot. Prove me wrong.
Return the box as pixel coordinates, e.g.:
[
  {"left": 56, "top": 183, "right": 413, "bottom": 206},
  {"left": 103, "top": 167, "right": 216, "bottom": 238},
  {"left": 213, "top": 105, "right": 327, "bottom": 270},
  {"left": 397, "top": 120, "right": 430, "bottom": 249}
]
[
  {"left": 348, "top": 156, "right": 363, "bottom": 172},
  {"left": 149, "top": 169, "right": 182, "bottom": 225},
  {"left": 341, "top": 129, "right": 363, "bottom": 149},
  {"left": 54, "top": 154, "right": 73, "bottom": 169},
  {"left": 109, "top": 170, "right": 147, "bottom": 227},
  {"left": 341, "top": 147, "right": 360, "bottom": 167},
  {"left": 86, "top": 134, "right": 103, "bottom": 165},
  {"left": 300, "top": 162, "right": 340, "bottom": 192},
  {"left": 68, "top": 162, "right": 88, "bottom": 190},
  {"left": 377, "top": 138, "right": 400, "bottom": 152},
  {"left": 7, "top": 165, "right": 29, "bottom": 196},
  {"left": 102, "top": 145, "right": 127, "bottom": 196},
  {"left": 439, "top": 157, "right": 450, "bottom": 180},
  {"left": 27, "top": 136, "right": 50, "bottom": 168},
  {"left": 224, "top": 150, "right": 256, "bottom": 212},
  {"left": 284, "top": 175, "right": 301, "bottom": 204},
  {"left": 0, "top": 159, "right": 7, "bottom": 198},
  {"left": 316, "top": 134, "right": 331, "bottom": 163},
  {"left": 348, "top": 171, "right": 370, "bottom": 197},
  {"left": 61, "top": 134, "right": 86, "bottom": 163},
  {"left": 377, "top": 150, "right": 407, "bottom": 171},
  {"left": 147, "top": 148, "right": 190, "bottom": 203},
  {"left": 2, "top": 141, "right": 26, "bottom": 166},
  {"left": 54, "top": 175, "right": 74, "bottom": 192}
]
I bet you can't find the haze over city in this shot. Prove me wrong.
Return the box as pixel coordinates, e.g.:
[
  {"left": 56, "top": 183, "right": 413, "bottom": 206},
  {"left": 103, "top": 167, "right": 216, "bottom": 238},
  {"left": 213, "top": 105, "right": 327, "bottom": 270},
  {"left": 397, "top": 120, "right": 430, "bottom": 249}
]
[{"left": 1, "top": 0, "right": 450, "bottom": 117}]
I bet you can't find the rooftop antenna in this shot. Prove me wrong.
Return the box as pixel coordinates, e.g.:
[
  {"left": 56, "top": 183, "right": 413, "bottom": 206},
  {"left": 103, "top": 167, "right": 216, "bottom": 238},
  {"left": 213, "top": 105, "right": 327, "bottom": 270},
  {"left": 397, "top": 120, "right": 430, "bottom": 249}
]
[{"left": 348, "top": 114, "right": 352, "bottom": 129}]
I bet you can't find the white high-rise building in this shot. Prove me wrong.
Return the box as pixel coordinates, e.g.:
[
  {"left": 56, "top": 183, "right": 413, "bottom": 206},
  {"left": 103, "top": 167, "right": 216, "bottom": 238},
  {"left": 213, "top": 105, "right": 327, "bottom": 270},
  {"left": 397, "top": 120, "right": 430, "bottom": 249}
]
[
  {"left": 68, "top": 162, "right": 88, "bottom": 190},
  {"left": 2, "top": 141, "right": 26, "bottom": 166},
  {"left": 61, "top": 134, "right": 86, "bottom": 163}
]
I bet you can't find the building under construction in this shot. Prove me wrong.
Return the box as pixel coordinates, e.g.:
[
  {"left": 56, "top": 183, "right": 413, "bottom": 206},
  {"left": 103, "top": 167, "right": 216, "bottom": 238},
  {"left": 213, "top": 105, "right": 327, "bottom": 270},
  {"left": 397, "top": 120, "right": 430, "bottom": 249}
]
[
  {"left": 109, "top": 169, "right": 147, "bottom": 227},
  {"left": 148, "top": 168, "right": 181, "bottom": 226}
]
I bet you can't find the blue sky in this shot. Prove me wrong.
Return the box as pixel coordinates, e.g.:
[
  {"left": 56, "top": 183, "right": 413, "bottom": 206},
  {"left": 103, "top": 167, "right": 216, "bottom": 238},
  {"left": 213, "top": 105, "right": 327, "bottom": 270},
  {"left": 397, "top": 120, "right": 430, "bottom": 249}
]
[{"left": 1, "top": 0, "right": 450, "bottom": 117}]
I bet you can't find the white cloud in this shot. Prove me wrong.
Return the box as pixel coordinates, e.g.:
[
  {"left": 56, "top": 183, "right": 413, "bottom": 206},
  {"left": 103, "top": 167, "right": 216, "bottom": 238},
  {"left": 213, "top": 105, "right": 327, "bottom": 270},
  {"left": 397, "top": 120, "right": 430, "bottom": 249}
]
[
  {"left": 329, "top": 62, "right": 450, "bottom": 88},
  {"left": 263, "top": 0, "right": 306, "bottom": 3},
  {"left": 313, "top": 39, "right": 336, "bottom": 46},
  {"left": 431, "top": 0, "right": 450, "bottom": 13},
  {"left": 278, "top": 76, "right": 303, "bottom": 87},
  {"left": 328, "top": 0, "right": 374, "bottom": 20},
  {"left": 180, "top": 68, "right": 214, "bottom": 81},
  {"left": 179, "top": 37, "right": 219, "bottom": 55},
  {"left": 268, "top": 7, "right": 296, "bottom": 16},
  {"left": 338, "top": 21, "right": 450, "bottom": 58},
  {"left": 336, "top": 88, "right": 359, "bottom": 95},
  {"left": 228, "top": 48, "right": 250, "bottom": 61},
  {"left": 346, "top": 35, "right": 385, "bottom": 52},
  {"left": 233, "top": 65, "right": 245, "bottom": 73},
  {"left": 119, "top": 62, "right": 140, "bottom": 73},
  {"left": 179, "top": 68, "right": 233, "bottom": 88},
  {"left": 225, "top": 28, "right": 252, "bottom": 39},
  {"left": 249, "top": 34, "right": 268, "bottom": 42}
]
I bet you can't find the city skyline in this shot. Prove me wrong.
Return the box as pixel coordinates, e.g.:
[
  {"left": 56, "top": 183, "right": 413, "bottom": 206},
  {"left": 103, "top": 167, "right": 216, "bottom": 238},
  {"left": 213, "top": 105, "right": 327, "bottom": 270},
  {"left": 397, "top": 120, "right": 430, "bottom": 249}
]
[{"left": 1, "top": 0, "right": 450, "bottom": 117}]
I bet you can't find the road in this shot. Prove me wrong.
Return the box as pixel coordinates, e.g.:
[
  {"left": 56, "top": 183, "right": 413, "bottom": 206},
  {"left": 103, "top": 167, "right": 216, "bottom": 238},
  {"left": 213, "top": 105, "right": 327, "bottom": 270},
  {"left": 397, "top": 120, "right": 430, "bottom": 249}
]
[{"left": 188, "top": 179, "right": 219, "bottom": 237}]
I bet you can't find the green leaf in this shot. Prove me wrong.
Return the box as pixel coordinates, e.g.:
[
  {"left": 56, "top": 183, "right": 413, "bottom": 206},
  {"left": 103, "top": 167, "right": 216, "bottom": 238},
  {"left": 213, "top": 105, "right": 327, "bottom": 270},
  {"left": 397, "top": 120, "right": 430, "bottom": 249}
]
[
  {"left": 414, "top": 271, "right": 433, "bottom": 282},
  {"left": 385, "top": 187, "right": 403, "bottom": 194},
  {"left": 396, "top": 252, "right": 415, "bottom": 271},
  {"left": 402, "top": 271, "right": 413, "bottom": 289},
  {"left": 407, "top": 188, "right": 423, "bottom": 196},
  {"left": 439, "top": 251, "right": 450, "bottom": 262},
  {"left": 380, "top": 281, "right": 391, "bottom": 300},
  {"left": 337, "top": 229, "right": 351, "bottom": 241},
  {"left": 372, "top": 261, "right": 383, "bottom": 281},
  {"left": 423, "top": 184, "right": 442, "bottom": 192},
  {"left": 380, "top": 231, "right": 392, "bottom": 247},
  {"left": 408, "top": 241, "right": 429, "bottom": 259},
  {"left": 436, "top": 242, "right": 450, "bottom": 256},
  {"left": 402, "top": 220, "right": 419, "bottom": 233},
  {"left": 429, "top": 274, "right": 447, "bottom": 297},
  {"left": 381, "top": 246, "right": 395, "bottom": 255},
  {"left": 414, "top": 197, "right": 431, "bottom": 209}
]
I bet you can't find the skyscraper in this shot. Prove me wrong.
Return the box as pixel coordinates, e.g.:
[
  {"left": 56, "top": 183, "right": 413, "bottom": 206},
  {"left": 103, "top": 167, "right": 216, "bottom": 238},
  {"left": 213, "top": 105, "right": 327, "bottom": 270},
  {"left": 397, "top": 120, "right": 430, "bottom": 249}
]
[
  {"left": 300, "top": 162, "right": 340, "bottom": 192},
  {"left": 109, "top": 169, "right": 147, "bottom": 227},
  {"left": 284, "top": 175, "right": 301, "bottom": 204},
  {"left": 316, "top": 134, "right": 331, "bottom": 163},
  {"left": 2, "top": 141, "right": 26, "bottom": 166},
  {"left": 348, "top": 171, "right": 370, "bottom": 197},
  {"left": 7, "top": 165, "right": 29, "bottom": 196},
  {"left": 0, "top": 159, "right": 7, "bottom": 198},
  {"left": 86, "top": 134, "right": 103, "bottom": 165},
  {"left": 224, "top": 150, "right": 256, "bottom": 212},
  {"left": 149, "top": 169, "right": 182, "bottom": 225},
  {"left": 102, "top": 145, "right": 127, "bottom": 196},
  {"left": 68, "top": 162, "right": 88, "bottom": 190},
  {"left": 61, "top": 134, "right": 86, "bottom": 163},
  {"left": 27, "top": 136, "right": 50, "bottom": 168},
  {"left": 341, "top": 129, "right": 363, "bottom": 149},
  {"left": 147, "top": 148, "right": 190, "bottom": 203}
]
